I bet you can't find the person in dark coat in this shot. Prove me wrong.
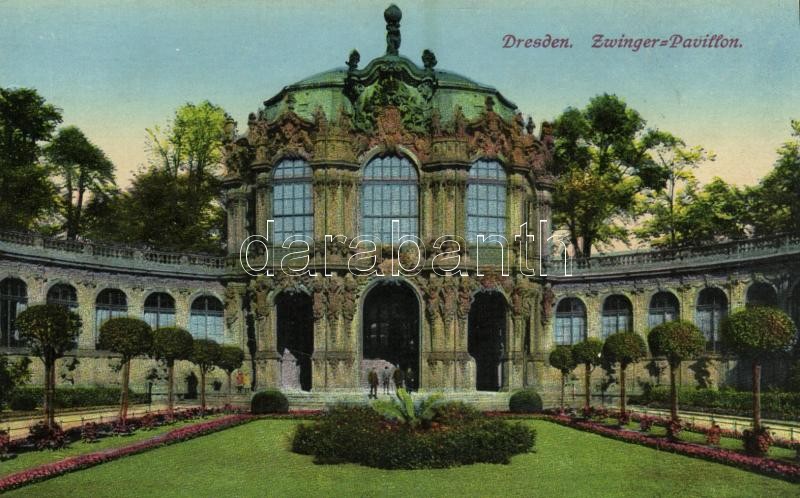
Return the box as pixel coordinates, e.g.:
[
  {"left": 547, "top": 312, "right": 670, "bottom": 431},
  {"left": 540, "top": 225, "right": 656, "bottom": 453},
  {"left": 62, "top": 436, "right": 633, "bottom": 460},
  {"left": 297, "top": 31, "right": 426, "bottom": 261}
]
[
  {"left": 392, "top": 365, "right": 404, "bottom": 394},
  {"left": 405, "top": 366, "right": 414, "bottom": 393},
  {"left": 381, "top": 366, "right": 391, "bottom": 395},
  {"left": 368, "top": 368, "right": 379, "bottom": 399}
]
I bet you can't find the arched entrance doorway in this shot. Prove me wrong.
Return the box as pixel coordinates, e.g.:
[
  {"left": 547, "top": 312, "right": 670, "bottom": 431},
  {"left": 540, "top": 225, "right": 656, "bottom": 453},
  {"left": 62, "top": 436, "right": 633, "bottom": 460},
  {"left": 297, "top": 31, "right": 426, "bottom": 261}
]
[
  {"left": 468, "top": 291, "right": 507, "bottom": 391},
  {"left": 276, "top": 291, "right": 314, "bottom": 391},
  {"left": 362, "top": 281, "right": 420, "bottom": 390}
]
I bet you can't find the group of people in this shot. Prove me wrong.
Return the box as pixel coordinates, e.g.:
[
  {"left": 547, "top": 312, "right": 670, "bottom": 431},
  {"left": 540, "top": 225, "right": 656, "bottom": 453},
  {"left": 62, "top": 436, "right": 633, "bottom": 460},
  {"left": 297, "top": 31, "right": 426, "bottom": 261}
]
[{"left": 367, "top": 365, "right": 414, "bottom": 399}]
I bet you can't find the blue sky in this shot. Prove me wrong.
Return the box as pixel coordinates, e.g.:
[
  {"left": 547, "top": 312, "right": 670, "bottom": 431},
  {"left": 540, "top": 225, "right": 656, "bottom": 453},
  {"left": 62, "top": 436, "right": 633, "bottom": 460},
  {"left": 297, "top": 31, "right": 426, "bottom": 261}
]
[{"left": 1, "top": 0, "right": 797, "bottom": 186}]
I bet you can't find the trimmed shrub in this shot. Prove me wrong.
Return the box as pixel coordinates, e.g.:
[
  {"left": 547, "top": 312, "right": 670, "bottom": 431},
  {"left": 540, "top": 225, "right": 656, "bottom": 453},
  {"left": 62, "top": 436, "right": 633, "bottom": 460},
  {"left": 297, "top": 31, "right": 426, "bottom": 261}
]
[
  {"left": 9, "top": 390, "right": 38, "bottom": 411},
  {"left": 27, "top": 421, "right": 67, "bottom": 450},
  {"left": 251, "top": 389, "right": 289, "bottom": 414},
  {"left": 509, "top": 388, "right": 543, "bottom": 413},
  {"left": 743, "top": 427, "right": 773, "bottom": 456},
  {"left": 291, "top": 403, "right": 535, "bottom": 469},
  {"left": 8, "top": 386, "right": 147, "bottom": 411},
  {"left": 635, "top": 386, "right": 800, "bottom": 421}
]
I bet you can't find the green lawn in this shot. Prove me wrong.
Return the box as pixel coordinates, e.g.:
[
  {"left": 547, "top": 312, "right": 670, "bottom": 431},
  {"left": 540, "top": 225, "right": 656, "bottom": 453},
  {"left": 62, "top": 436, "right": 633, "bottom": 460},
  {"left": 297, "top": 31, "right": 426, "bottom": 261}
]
[
  {"left": 1, "top": 417, "right": 221, "bottom": 478},
  {"left": 6, "top": 419, "right": 799, "bottom": 498}
]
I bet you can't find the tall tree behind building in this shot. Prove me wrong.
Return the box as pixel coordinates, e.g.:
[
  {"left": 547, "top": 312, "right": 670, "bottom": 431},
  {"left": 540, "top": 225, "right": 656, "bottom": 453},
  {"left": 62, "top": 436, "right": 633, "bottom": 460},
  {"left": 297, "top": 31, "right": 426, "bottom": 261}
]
[
  {"left": 0, "top": 87, "right": 62, "bottom": 231},
  {"left": 551, "top": 94, "right": 670, "bottom": 257},
  {"left": 746, "top": 120, "right": 800, "bottom": 236},
  {"left": 45, "top": 126, "right": 116, "bottom": 239},
  {"left": 87, "top": 101, "right": 228, "bottom": 253}
]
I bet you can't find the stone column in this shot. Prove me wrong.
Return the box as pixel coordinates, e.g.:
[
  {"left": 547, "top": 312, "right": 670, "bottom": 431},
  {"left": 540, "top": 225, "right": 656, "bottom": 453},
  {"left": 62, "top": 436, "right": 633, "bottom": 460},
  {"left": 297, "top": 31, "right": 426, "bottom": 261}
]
[
  {"left": 254, "top": 172, "right": 271, "bottom": 238},
  {"left": 535, "top": 177, "right": 555, "bottom": 269},
  {"left": 224, "top": 182, "right": 249, "bottom": 256},
  {"left": 76, "top": 281, "right": 98, "bottom": 349}
]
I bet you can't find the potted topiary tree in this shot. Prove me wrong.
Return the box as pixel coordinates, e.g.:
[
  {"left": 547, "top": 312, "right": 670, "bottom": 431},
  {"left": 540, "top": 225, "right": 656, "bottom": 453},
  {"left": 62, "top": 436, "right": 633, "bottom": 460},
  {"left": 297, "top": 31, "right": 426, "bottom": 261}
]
[
  {"left": 215, "top": 345, "right": 245, "bottom": 404},
  {"left": 571, "top": 338, "right": 604, "bottom": 414},
  {"left": 549, "top": 345, "right": 577, "bottom": 413},
  {"left": 98, "top": 317, "right": 153, "bottom": 425},
  {"left": 15, "top": 304, "right": 80, "bottom": 428},
  {"left": 602, "top": 331, "right": 647, "bottom": 423},
  {"left": 648, "top": 321, "right": 705, "bottom": 439},
  {"left": 151, "top": 327, "right": 193, "bottom": 417},
  {"left": 721, "top": 306, "right": 796, "bottom": 455},
  {"left": 190, "top": 339, "right": 221, "bottom": 414}
]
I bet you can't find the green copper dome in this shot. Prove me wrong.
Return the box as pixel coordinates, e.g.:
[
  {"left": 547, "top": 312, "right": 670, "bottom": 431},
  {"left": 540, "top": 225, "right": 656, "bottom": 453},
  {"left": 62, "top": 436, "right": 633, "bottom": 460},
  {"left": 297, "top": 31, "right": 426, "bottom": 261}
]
[{"left": 259, "top": 8, "right": 518, "bottom": 131}]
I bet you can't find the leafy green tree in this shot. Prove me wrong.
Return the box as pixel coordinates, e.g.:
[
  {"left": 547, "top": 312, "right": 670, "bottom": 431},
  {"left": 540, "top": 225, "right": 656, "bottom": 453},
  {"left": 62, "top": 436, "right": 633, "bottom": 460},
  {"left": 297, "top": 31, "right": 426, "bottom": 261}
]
[
  {"left": 0, "top": 87, "right": 61, "bottom": 230},
  {"left": 747, "top": 120, "right": 800, "bottom": 236},
  {"left": 647, "top": 321, "right": 706, "bottom": 422},
  {"left": 721, "top": 307, "right": 796, "bottom": 431},
  {"left": 98, "top": 317, "right": 153, "bottom": 424},
  {"left": 552, "top": 94, "right": 668, "bottom": 257},
  {"left": 151, "top": 327, "right": 193, "bottom": 416},
  {"left": 191, "top": 339, "right": 221, "bottom": 413},
  {"left": 571, "top": 338, "right": 604, "bottom": 411},
  {"left": 215, "top": 345, "right": 245, "bottom": 401},
  {"left": 14, "top": 304, "right": 81, "bottom": 427},
  {"left": 602, "top": 332, "right": 647, "bottom": 419},
  {"left": 548, "top": 345, "right": 577, "bottom": 412},
  {"left": 145, "top": 101, "right": 228, "bottom": 183},
  {"left": 0, "top": 355, "right": 31, "bottom": 414},
  {"left": 45, "top": 126, "right": 115, "bottom": 238},
  {"left": 634, "top": 132, "right": 717, "bottom": 249}
]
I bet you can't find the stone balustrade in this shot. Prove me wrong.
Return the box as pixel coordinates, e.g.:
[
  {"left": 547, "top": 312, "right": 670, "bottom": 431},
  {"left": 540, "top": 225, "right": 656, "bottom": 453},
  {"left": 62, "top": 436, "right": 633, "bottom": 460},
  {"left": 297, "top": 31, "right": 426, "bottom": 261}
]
[
  {"left": 549, "top": 233, "right": 800, "bottom": 277},
  {"left": 0, "top": 230, "right": 226, "bottom": 275}
]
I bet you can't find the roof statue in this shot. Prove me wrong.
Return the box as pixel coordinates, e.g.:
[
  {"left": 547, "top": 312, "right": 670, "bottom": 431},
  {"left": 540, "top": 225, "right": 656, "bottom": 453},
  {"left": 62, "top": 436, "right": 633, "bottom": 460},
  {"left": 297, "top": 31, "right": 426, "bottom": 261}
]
[{"left": 384, "top": 4, "right": 402, "bottom": 55}]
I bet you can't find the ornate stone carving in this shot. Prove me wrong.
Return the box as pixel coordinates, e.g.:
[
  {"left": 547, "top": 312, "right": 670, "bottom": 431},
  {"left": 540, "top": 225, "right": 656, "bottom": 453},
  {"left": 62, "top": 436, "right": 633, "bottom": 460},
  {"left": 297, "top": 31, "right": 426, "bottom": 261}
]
[{"left": 248, "top": 277, "right": 273, "bottom": 321}]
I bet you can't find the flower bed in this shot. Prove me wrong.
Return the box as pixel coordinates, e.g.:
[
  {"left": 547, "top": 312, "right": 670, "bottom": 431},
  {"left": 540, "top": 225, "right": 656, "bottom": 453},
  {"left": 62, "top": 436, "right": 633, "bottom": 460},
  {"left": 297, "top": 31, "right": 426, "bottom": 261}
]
[
  {"left": 0, "top": 414, "right": 252, "bottom": 492},
  {"left": 292, "top": 403, "right": 535, "bottom": 469},
  {"left": 4, "top": 405, "right": 244, "bottom": 457},
  {"left": 540, "top": 413, "right": 800, "bottom": 483}
]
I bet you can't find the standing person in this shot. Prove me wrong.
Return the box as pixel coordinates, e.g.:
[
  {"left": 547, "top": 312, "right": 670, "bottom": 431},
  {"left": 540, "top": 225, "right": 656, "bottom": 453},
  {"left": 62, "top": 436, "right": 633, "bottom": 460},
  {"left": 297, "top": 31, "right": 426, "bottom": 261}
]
[
  {"left": 392, "top": 364, "right": 404, "bottom": 394},
  {"left": 235, "top": 370, "right": 244, "bottom": 393},
  {"left": 405, "top": 366, "right": 414, "bottom": 393},
  {"left": 381, "top": 366, "right": 391, "bottom": 395},
  {"left": 243, "top": 372, "right": 251, "bottom": 393},
  {"left": 368, "top": 368, "right": 379, "bottom": 399}
]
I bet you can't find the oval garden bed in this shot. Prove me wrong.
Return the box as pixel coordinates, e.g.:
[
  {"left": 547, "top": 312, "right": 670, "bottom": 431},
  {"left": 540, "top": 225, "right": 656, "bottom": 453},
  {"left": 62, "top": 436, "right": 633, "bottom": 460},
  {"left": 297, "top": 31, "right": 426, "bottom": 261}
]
[{"left": 291, "top": 390, "right": 536, "bottom": 469}]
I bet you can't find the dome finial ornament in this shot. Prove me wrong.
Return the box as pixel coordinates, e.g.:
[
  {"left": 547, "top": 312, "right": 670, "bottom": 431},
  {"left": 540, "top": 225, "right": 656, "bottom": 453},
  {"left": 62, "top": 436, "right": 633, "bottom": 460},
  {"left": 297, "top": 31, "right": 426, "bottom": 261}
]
[{"left": 384, "top": 4, "right": 402, "bottom": 55}]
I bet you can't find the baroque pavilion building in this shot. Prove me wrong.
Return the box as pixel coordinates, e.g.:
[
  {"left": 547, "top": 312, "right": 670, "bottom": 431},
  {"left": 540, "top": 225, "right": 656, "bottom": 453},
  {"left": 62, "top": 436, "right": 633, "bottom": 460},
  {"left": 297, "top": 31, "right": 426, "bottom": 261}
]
[{"left": 1, "top": 5, "right": 799, "bottom": 406}]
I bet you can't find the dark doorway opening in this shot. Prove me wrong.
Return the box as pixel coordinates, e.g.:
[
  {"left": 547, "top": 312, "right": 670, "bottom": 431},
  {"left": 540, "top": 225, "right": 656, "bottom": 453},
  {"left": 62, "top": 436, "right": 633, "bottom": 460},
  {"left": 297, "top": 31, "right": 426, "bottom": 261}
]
[
  {"left": 362, "top": 281, "right": 420, "bottom": 390},
  {"left": 276, "top": 291, "right": 314, "bottom": 391},
  {"left": 469, "top": 291, "right": 507, "bottom": 391}
]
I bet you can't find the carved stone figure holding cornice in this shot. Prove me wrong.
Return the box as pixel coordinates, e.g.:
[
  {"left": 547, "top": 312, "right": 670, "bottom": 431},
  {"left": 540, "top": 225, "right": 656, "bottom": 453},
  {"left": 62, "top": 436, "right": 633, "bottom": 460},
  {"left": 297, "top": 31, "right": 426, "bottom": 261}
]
[
  {"left": 224, "top": 286, "right": 240, "bottom": 330},
  {"left": 248, "top": 277, "right": 272, "bottom": 321}
]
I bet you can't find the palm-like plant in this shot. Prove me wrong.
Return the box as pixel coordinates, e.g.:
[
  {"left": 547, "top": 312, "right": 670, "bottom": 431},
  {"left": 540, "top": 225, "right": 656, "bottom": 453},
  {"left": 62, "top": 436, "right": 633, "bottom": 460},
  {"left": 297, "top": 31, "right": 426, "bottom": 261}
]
[{"left": 371, "top": 388, "right": 442, "bottom": 429}]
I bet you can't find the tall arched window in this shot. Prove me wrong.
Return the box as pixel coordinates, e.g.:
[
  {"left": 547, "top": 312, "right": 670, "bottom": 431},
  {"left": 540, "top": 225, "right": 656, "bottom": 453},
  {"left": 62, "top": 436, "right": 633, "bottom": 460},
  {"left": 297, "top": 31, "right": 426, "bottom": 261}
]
[
  {"left": 272, "top": 158, "right": 313, "bottom": 243},
  {"left": 554, "top": 297, "right": 586, "bottom": 345},
  {"left": 1, "top": 278, "right": 27, "bottom": 347},
  {"left": 190, "top": 295, "right": 224, "bottom": 343},
  {"left": 144, "top": 292, "right": 176, "bottom": 330},
  {"left": 47, "top": 283, "right": 78, "bottom": 311},
  {"left": 467, "top": 160, "right": 507, "bottom": 243},
  {"left": 746, "top": 282, "right": 778, "bottom": 308},
  {"left": 95, "top": 288, "right": 127, "bottom": 345},
  {"left": 696, "top": 288, "right": 728, "bottom": 352},
  {"left": 602, "top": 295, "right": 633, "bottom": 339},
  {"left": 360, "top": 155, "right": 418, "bottom": 242},
  {"left": 648, "top": 291, "right": 679, "bottom": 328}
]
